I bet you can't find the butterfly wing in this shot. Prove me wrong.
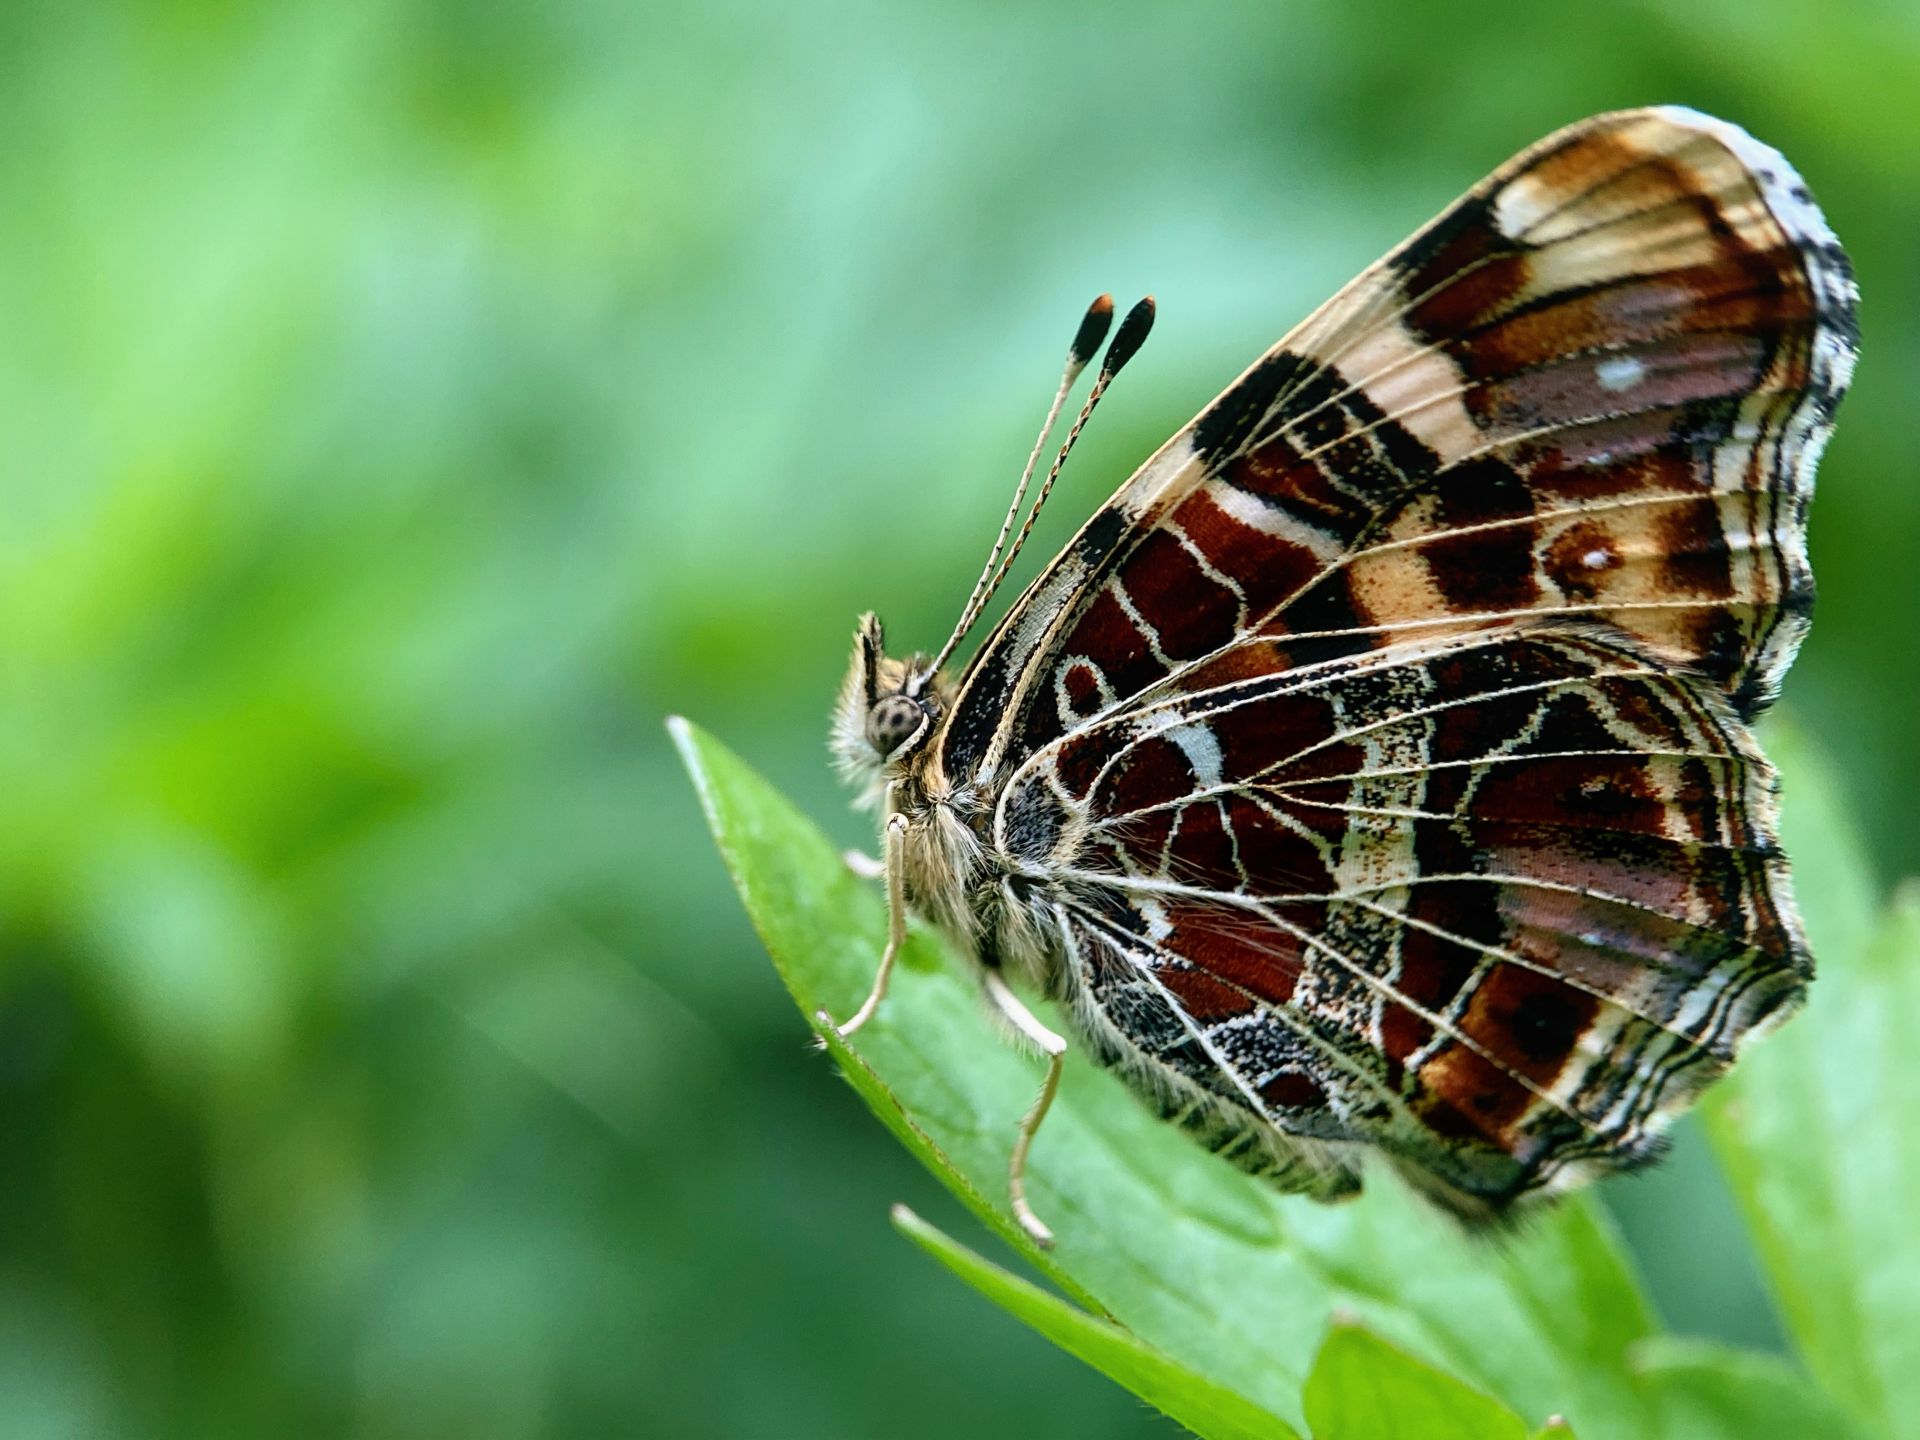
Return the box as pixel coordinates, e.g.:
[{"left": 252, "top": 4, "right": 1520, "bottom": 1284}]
[
  {"left": 997, "top": 627, "right": 1804, "bottom": 1211},
  {"left": 940, "top": 108, "right": 1854, "bottom": 1212},
  {"left": 939, "top": 107, "right": 1855, "bottom": 790}
]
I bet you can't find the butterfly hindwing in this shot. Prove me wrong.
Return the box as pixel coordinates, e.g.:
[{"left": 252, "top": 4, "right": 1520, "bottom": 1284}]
[{"left": 998, "top": 628, "right": 1804, "bottom": 1210}]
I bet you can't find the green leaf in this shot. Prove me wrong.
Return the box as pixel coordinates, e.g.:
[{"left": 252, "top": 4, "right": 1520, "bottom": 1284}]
[
  {"left": 1301, "top": 1323, "right": 1531, "bottom": 1439},
  {"left": 1748, "top": 720, "right": 1883, "bottom": 968},
  {"left": 892, "top": 1204, "right": 1300, "bottom": 1440},
  {"left": 1630, "top": 1336, "right": 1871, "bottom": 1440},
  {"left": 671, "top": 717, "right": 1857, "bottom": 1438},
  {"left": 1703, "top": 724, "right": 1920, "bottom": 1439}
]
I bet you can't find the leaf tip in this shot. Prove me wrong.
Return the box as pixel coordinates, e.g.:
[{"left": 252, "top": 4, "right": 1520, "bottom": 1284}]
[
  {"left": 665, "top": 714, "right": 702, "bottom": 774},
  {"left": 890, "top": 1204, "right": 942, "bottom": 1253},
  {"left": 812, "top": 1011, "right": 855, "bottom": 1057}
]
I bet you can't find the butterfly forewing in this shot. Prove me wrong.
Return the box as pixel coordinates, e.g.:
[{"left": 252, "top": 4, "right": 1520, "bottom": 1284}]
[
  {"left": 942, "top": 107, "right": 1854, "bottom": 786},
  {"left": 929, "top": 107, "right": 1855, "bottom": 1215}
]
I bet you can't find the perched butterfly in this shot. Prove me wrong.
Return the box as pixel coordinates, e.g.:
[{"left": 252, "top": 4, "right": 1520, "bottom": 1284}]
[{"left": 824, "top": 107, "right": 1857, "bottom": 1245}]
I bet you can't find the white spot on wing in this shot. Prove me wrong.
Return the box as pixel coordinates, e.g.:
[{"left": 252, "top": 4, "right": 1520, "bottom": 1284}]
[
  {"left": 1140, "top": 897, "right": 1173, "bottom": 943},
  {"left": 1210, "top": 482, "right": 1345, "bottom": 561},
  {"left": 1596, "top": 355, "right": 1646, "bottom": 392},
  {"left": 1493, "top": 171, "right": 1555, "bottom": 239},
  {"left": 1165, "top": 722, "right": 1224, "bottom": 787}
]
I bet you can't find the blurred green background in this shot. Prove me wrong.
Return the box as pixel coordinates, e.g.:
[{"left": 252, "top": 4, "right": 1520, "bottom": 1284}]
[{"left": 2, "top": 2, "right": 1915, "bottom": 1436}]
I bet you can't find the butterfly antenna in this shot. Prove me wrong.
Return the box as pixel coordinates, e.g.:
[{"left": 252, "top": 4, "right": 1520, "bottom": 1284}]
[
  {"left": 979, "top": 295, "right": 1154, "bottom": 613},
  {"left": 928, "top": 294, "right": 1116, "bottom": 678}
]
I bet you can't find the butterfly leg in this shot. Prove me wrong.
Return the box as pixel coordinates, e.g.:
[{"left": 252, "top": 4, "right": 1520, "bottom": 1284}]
[
  {"left": 823, "top": 810, "right": 909, "bottom": 1039},
  {"left": 983, "top": 967, "right": 1067, "bottom": 1248}
]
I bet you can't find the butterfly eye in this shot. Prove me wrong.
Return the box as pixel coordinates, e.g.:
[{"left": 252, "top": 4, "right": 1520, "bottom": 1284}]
[{"left": 864, "top": 694, "right": 929, "bottom": 759}]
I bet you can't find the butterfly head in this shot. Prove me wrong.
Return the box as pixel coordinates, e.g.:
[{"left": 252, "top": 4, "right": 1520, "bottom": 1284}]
[
  {"left": 831, "top": 296, "right": 1151, "bottom": 809},
  {"left": 831, "top": 612, "right": 949, "bottom": 804}
]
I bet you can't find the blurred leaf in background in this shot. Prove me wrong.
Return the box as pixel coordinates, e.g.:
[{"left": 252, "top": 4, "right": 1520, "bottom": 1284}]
[{"left": 1, "top": 1, "right": 1916, "bottom": 1437}]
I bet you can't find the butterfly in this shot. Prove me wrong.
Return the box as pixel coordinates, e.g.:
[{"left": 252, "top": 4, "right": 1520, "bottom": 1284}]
[{"left": 824, "top": 106, "right": 1857, "bottom": 1246}]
